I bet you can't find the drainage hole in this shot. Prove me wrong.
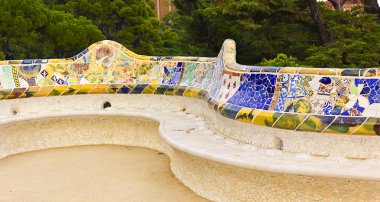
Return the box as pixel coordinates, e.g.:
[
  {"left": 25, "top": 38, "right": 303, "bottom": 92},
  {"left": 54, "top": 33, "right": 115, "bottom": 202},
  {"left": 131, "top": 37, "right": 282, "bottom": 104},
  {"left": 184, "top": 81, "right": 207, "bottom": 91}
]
[
  {"left": 102, "top": 101, "right": 111, "bottom": 109},
  {"left": 11, "top": 109, "right": 18, "bottom": 115}
]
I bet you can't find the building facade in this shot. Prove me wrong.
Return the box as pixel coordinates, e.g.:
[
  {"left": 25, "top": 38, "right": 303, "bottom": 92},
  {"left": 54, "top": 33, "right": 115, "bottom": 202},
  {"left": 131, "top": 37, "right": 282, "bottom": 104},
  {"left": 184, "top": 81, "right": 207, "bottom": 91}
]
[{"left": 154, "top": 0, "right": 175, "bottom": 21}]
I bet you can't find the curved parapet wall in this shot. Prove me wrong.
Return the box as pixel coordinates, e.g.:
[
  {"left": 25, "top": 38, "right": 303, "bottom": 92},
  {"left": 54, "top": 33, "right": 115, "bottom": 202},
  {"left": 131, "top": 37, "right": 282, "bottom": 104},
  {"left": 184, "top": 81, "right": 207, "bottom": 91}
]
[
  {"left": 2, "top": 39, "right": 380, "bottom": 200},
  {"left": 1, "top": 39, "right": 380, "bottom": 136}
]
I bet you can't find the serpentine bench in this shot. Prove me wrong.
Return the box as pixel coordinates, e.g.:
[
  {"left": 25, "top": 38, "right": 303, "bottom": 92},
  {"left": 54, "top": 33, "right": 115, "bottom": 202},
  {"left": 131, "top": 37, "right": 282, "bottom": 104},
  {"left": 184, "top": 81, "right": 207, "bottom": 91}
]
[{"left": 0, "top": 39, "right": 380, "bottom": 201}]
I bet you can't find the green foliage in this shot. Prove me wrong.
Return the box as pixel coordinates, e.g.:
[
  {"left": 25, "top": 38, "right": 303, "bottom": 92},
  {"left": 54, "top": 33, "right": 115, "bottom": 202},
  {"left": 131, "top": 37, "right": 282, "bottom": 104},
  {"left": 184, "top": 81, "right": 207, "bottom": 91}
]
[
  {"left": 168, "top": 1, "right": 380, "bottom": 68},
  {"left": 0, "top": 0, "right": 48, "bottom": 59},
  {"left": 260, "top": 54, "right": 303, "bottom": 67},
  {"left": 45, "top": 10, "right": 105, "bottom": 57},
  {"left": 158, "top": 12, "right": 213, "bottom": 56},
  {"left": 169, "top": 0, "right": 318, "bottom": 64},
  {"left": 0, "top": 52, "right": 5, "bottom": 60},
  {"left": 44, "top": 0, "right": 163, "bottom": 55},
  {"left": 0, "top": 0, "right": 105, "bottom": 60},
  {"left": 1, "top": 0, "right": 380, "bottom": 69},
  {"left": 306, "top": 7, "right": 380, "bottom": 68}
]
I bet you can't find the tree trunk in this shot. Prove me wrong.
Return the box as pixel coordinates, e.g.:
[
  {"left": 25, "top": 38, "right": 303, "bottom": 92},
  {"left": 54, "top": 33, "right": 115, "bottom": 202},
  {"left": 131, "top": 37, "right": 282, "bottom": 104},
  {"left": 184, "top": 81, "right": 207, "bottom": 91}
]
[
  {"left": 307, "top": 0, "right": 333, "bottom": 44},
  {"left": 327, "top": 0, "right": 347, "bottom": 11},
  {"left": 1, "top": 41, "right": 8, "bottom": 57},
  {"left": 364, "top": 0, "right": 380, "bottom": 21}
]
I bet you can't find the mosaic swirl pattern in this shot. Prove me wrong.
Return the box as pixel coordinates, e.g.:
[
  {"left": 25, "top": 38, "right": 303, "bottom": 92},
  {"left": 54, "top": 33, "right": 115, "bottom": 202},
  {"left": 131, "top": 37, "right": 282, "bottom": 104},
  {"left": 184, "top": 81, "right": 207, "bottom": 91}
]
[{"left": 1, "top": 40, "right": 380, "bottom": 136}]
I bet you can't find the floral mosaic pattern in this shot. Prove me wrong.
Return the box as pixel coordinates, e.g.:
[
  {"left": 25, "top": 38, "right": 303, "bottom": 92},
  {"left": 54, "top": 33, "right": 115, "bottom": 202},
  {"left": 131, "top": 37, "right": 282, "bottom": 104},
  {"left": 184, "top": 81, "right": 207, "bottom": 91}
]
[{"left": 1, "top": 40, "right": 380, "bottom": 136}]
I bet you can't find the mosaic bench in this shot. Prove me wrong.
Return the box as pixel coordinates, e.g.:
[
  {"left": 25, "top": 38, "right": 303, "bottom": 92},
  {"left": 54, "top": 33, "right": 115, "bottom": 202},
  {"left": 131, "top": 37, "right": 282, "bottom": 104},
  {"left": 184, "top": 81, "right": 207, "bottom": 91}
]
[
  {"left": 2, "top": 40, "right": 380, "bottom": 136},
  {"left": 0, "top": 39, "right": 380, "bottom": 200}
]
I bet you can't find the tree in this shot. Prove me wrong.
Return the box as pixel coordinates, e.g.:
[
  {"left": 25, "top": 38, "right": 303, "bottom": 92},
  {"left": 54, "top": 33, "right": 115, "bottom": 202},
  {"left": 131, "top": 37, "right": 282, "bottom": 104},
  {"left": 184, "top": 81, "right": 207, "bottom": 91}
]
[
  {"left": 168, "top": 0, "right": 380, "bottom": 68},
  {"left": 307, "top": 0, "right": 333, "bottom": 44},
  {"left": 0, "top": 0, "right": 105, "bottom": 59},
  {"left": 327, "top": 0, "right": 347, "bottom": 11},
  {"left": 0, "top": 0, "right": 49, "bottom": 59},
  {"left": 306, "top": 7, "right": 380, "bottom": 68},
  {"left": 364, "top": 0, "right": 380, "bottom": 21},
  {"left": 45, "top": 10, "right": 106, "bottom": 57},
  {"left": 44, "top": 0, "right": 163, "bottom": 55},
  {"left": 260, "top": 53, "right": 303, "bottom": 67},
  {"left": 169, "top": 0, "right": 318, "bottom": 64}
]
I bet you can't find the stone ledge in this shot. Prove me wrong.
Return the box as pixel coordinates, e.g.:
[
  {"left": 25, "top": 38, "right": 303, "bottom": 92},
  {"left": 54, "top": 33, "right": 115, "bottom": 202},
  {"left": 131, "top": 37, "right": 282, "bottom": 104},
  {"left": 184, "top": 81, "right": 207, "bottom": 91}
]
[
  {"left": 1, "top": 106, "right": 380, "bottom": 181},
  {"left": 1, "top": 112, "right": 380, "bottom": 200},
  {"left": 1, "top": 94, "right": 380, "bottom": 159}
]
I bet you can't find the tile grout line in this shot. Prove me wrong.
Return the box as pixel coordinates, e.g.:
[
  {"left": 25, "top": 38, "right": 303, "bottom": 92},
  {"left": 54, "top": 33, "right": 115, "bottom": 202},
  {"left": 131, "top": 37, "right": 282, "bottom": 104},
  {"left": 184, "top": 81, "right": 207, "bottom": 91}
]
[
  {"left": 271, "top": 113, "right": 285, "bottom": 127},
  {"left": 251, "top": 109, "right": 263, "bottom": 124},
  {"left": 321, "top": 116, "right": 338, "bottom": 134},
  {"left": 294, "top": 115, "right": 310, "bottom": 131},
  {"left": 350, "top": 117, "right": 369, "bottom": 135}
]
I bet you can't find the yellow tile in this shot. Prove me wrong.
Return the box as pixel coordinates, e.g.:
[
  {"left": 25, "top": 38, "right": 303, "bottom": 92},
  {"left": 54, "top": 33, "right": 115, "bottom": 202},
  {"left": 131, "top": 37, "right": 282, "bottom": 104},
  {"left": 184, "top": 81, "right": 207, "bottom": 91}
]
[
  {"left": 215, "top": 102, "right": 225, "bottom": 113},
  {"left": 20, "top": 86, "right": 40, "bottom": 98},
  {"left": 61, "top": 85, "right": 82, "bottom": 96},
  {"left": 253, "top": 111, "right": 282, "bottom": 127},
  {"left": 76, "top": 84, "right": 97, "bottom": 94},
  {"left": 89, "top": 84, "right": 110, "bottom": 94},
  {"left": 49, "top": 86, "right": 68, "bottom": 96},
  {"left": 352, "top": 118, "right": 379, "bottom": 136},
  {"left": 108, "top": 84, "right": 124, "bottom": 94},
  {"left": 278, "top": 67, "right": 299, "bottom": 74},
  {"left": 298, "top": 68, "right": 320, "bottom": 75},
  {"left": 183, "top": 87, "right": 202, "bottom": 97},
  {"left": 0, "top": 89, "right": 12, "bottom": 100},
  {"left": 318, "top": 69, "right": 337, "bottom": 76},
  {"left": 235, "top": 108, "right": 255, "bottom": 123},
  {"left": 142, "top": 84, "right": 160, "bottom": 94},
  {"left": 34, "top": 86, "right": 55, "bottom": 97},
  {"left": 335, "top": 69, "right": 344, "bottom": 76}
]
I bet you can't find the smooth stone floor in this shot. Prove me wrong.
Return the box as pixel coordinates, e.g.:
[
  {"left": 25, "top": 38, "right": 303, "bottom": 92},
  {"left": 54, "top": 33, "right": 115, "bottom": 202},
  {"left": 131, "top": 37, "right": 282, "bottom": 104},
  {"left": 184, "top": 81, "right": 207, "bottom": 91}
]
[{"left": 0, "top": 145, "right": 209, "bottom": 202}]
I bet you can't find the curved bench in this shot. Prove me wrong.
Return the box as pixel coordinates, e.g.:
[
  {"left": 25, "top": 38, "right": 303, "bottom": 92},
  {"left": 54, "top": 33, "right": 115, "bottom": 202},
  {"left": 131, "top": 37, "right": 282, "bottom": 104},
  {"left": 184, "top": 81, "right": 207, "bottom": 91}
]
[{"left": 0, "top": 39, "right": 380, "bottom": 200}]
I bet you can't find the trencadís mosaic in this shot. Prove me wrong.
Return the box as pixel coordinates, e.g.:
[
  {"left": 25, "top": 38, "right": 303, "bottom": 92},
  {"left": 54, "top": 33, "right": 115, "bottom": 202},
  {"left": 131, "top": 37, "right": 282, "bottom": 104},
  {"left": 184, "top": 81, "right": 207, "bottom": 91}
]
[{"left": 1, "top": 40, "right": 380, "bottom": 135}]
